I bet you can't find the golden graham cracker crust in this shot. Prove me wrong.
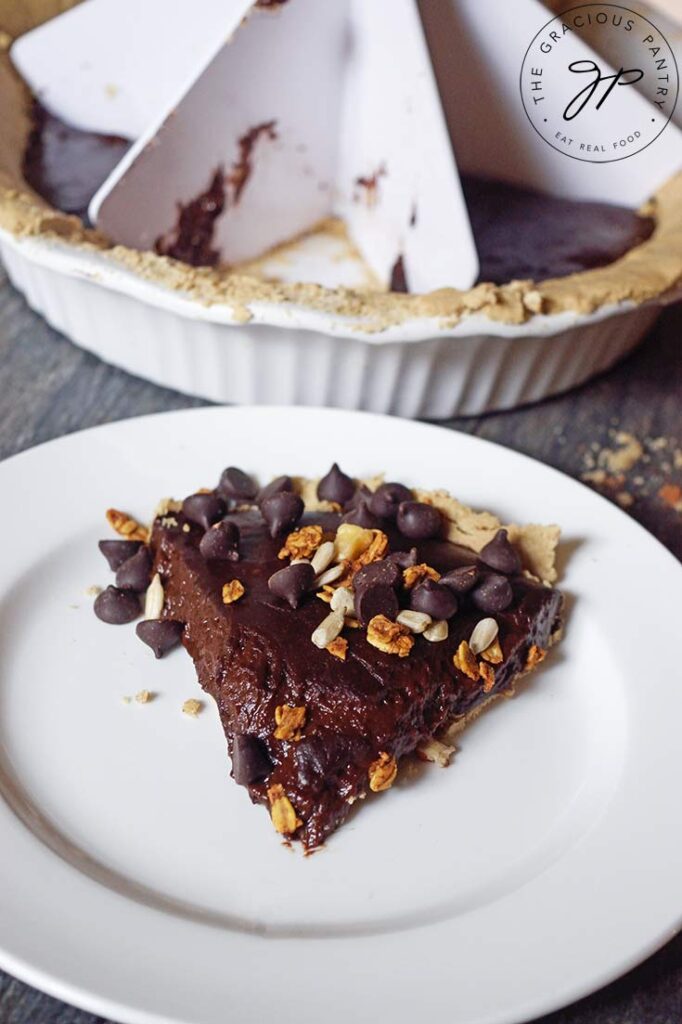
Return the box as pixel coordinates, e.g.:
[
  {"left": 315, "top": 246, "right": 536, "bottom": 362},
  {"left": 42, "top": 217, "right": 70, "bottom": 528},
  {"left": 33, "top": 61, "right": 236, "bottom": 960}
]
[
  {"left": 298, "top": 475, "right": 561, "bottom": 584},
  {"left": 2, "top": 0, "right": 680, "bottom": 332}
]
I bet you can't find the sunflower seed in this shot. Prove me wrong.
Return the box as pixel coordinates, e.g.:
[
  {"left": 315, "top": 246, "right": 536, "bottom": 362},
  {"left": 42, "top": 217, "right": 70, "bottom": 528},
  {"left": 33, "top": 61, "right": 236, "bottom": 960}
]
[
  {"left": 469, "top": 617, "right": 499, "bottom": 655},
  {"left": 316, "top": 562, "right": 346, "bottom": 587},
  {"left": 330, "top": 586, "right": 355, "bottom": 616},
  {"left": 396, "top": 609, "right": 432, "bottom": 633},
  {"left": 311, "top": 609, "right": 345, "bottom": 649},
  {"left": 311, "top": 541, "right": 335, "bottom": 575},
  {"left": 423, "top": 619, "right": 449, "bottom": 642},
  {"left": 144, "top": 573, "right": 164, "bottom": 620}
]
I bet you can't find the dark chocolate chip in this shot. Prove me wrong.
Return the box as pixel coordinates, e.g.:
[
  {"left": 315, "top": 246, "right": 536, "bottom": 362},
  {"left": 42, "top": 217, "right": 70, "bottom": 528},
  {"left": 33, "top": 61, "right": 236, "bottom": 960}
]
[
  {"left": 135, "top": 619, "right": 184, "bottom": 658},
  {"left": 115, "top": 546, "right": 153, "bottom": 592},
  {"left": 440, "top": 564, "right": 481, "bottom": 595},
  {"left": 396, "top": 501, "right": 442, "bottom": 540},
  {"left": 471, "top": 574, "right": 514, "bottom": 613},
  {"left": 257, "top": 475, "right": 293, "bottom": 504},
  {"left": 479, "top": 529, "right": 522, "bottom": 575},
  {"left": 232, "top": 734, "right": 273, "bottom": 785},
  {"left": 268, "top": 562, "right": 315, "bottom": 609},
  {"left": 218, "top": 466, "right": 257, "bottom": 502},
  {"left": 261, "top": 491, "right": 304, "bottom": 537},
  {"left": 344, "top": 484, "right": 372, "bottom": 512},
  {"left": 182, "top": 492, "right": 226, "bottom": 531},
  {"left": 199, "top": 519, "right": 240, "bottom": 561},
  {"left": 409, "top": 579, "right": 458, "bottom": 620},
  {"left": 93, "top": 585, "right": 140, "bottom": 624},
  {"left": 353, "top": 559, "right": 401, "bottom": 592},
  {"left": 317, "top": 462, "right": 355, "bottom": 505},
  {"left": 98, "top": 539, "right": 142, "bottom": 572},
  {"left": 368, "top": 482, "right": 413, "bottom": 521},
  {"left": 355, "top": 583, "right": 399, "bottom": 627},
  {"left": 386, "top": 547, "right": 418, "bottom": 569},
  {"left": 341, "top": 501, "right": 381, "bottom": 529}
]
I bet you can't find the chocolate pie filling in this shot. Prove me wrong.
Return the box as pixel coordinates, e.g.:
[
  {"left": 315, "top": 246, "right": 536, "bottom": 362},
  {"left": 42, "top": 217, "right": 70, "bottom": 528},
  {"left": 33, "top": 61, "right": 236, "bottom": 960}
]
[
  {"left": 150, "top": 508, "right": 562, "bottom": 849},
  {"left": 22, "top": 102, "right": 653, "bottom": 285}
]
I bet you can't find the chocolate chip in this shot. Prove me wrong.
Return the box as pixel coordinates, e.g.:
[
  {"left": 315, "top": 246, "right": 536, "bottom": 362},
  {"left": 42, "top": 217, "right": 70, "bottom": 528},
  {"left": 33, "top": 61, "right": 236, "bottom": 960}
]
[
  {"left": 440, "top": 564, "right": 481, "bottom": 595},
  {"left": 353, "top": 559, "right": 401, "bottom": 592},
  {"left": 261, "top": 491, "right": 304, "bottom": 537},
  {"left": 182, "top": 492, "right": 226, "bottom": 531},
  {"left": 341, "top": 501, "right": 381, "bottom": 529},
  {"left": 94, "top": 585, "right": 140, "bottom": 624},
  {"left": 317, "top": 462, "right": 355, "bottom": 505},
  {"left": 409, "top": 579, "right": 458, "bottom": 620},
  {"left": 268, "top": 562, "right": 315, "bottom": 608},
  {"left": 355, "top": 583, "right": 399, "bottom": 627},
  {"left": 232, "top": 734, "right": 273, "bottom": 785},
  {"left": 135, "top": 619, "right": 184, "bottom": 658},
  {"left": 396, "top": 501, "right": 442, "bottom": 540},
  {"left": 368, "top": 482, "right": 413, "bottom": 520},
  {"left": 115, "top": 546, "right": 153, "bottom": 592},
  {"left": 98, "top": 539, "right": 142, "bottom": 572},
  {"left": 479, "top": 529, "right": 522, "bottom": 575},
  {"left": 218, "top": 466, "right": 257, "bottom": 503},
  {"left": 199, "top": 519, "right": 240, "bottom": 561},
  {"left": 471, "top": 574, "right": 513, "bottom": 613},
  {"left": 386, "top": 547, "right": 418, "bottom": 569},
  {"left": 257, "top": 475, "right": 293, "bottom": 504},
  {"left": 344, "top": 484, "right": 372, "bottom": 512}
]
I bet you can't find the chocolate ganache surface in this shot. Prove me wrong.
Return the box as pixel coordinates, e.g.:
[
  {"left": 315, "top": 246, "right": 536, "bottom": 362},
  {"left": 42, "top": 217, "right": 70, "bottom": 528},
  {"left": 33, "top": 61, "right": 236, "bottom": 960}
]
[
  {"left": 151, "top": 508, "right": 562, "bottom": 849},
  {"left": 22, "top": 103, "right": 653, "bottom": 284}
]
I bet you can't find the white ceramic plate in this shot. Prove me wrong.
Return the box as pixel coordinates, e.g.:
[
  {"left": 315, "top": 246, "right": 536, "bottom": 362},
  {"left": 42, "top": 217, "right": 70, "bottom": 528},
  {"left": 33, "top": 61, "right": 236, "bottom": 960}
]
[{"left": 1, "top": 406, "right": 681, "bottom": 1024}]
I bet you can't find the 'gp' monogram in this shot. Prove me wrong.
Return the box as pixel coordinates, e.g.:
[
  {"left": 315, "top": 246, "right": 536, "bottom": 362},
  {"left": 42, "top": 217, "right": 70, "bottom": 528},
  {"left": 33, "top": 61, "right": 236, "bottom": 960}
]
[{"left": 563, "top": 60, "right": 644, "bottom": 120}]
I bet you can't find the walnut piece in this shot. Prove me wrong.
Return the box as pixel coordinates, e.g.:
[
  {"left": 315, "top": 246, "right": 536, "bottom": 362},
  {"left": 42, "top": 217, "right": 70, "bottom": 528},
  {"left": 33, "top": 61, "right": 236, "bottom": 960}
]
[
  {"left": 481, "top": 637, "right": 504, "bottom": 664},
  {"left": 279, "top": 524, "right": 324, "bottom": 560},
  {"left": 355, "top": 529, "right": 388, "bottom": 567},
  {"left": 368, "top": 752, "right": 398, "bottom": 792},
  {"left": 182, "top": 699, "right": 203, "bottom": 717},
  {"left": 480, "top": 662, "right": 496, "bottom": 693},
  {"left": 135, "top": 689, "right": 154, "bottom": 704},
  {"left": 267, "top": 784, "right": 302, "bottom": 835},
  {"left": 222, "top": 580, "right": 245, "bottom": 604},
  {"left": 274, "top": 704, "right": 306, "bottom": 741},
  {"left": 333, "top": 524, "right": 375, "bottom": 562},
  {"left": 366, "top": 615, "right": 414, "bottom": 658},
  {"left": 403, "top": 563, "right": 441, "bottom": 589},
  {"left": 526, "top": 644, "right": 546, "bottom": 670},
  {"left": 327, "top": 636, "right": 348, "bottom": 660},
  {"left": 453, "top": 640, "right": 480, "bottom": 681},
  {"left": 106, "top": 508, "right": 149, "bottom": 543}
]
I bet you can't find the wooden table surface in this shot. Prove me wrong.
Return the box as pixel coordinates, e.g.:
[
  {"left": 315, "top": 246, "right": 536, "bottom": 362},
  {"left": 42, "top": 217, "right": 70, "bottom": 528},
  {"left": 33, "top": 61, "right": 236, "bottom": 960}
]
[{"left": 0, "top": 262, "right": 680, "bottom": 1024}]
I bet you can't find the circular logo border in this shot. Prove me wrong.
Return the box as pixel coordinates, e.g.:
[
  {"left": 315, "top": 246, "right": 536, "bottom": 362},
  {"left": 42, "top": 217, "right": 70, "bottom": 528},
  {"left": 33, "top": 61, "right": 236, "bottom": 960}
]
[{"left": 519, "top": 2, "right": 680, "bottom": 164}]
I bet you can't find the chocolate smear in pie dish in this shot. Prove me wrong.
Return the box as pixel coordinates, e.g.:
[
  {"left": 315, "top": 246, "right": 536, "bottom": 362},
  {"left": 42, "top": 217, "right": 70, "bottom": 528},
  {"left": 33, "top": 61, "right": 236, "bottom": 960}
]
[
  {"left": 155, "top": 169, "right": 226, "bottom": 268},
  {"left": 94, "top": 467, "right": 563, "bottom": 849}
]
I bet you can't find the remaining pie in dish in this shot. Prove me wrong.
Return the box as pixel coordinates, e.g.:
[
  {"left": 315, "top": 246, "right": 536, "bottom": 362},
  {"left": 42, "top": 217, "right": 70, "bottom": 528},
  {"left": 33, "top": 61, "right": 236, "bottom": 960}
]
[
  {"left": 94, "top": 464, "right": 563, "bottom": 849},
  {"left": 1, "top": 0, "right": 681, "bottom": 329}
]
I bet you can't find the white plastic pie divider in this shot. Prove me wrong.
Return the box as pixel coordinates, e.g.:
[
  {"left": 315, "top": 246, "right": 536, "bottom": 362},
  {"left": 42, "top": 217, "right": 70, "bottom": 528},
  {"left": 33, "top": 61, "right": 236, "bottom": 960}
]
[
  {"left": 420, "top": 0, "right": 682, "bottom": 205},
  {"left": 11, "top": 0, "right": 682, "bottom": 291}
]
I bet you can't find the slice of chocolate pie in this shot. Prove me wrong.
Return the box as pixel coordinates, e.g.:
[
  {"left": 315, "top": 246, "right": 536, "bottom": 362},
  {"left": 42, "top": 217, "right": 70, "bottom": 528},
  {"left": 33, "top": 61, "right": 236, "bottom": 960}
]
[{"left": 95, "top": 465, "right": 563, "bottom": 850}]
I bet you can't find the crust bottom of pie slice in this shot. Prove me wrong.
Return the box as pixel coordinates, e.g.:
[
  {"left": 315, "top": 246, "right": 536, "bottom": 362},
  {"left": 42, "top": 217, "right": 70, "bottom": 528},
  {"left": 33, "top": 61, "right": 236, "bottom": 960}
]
[{"left": 151, "top": 505, "right": 563, "bottom": 849}]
